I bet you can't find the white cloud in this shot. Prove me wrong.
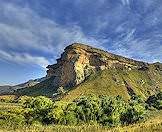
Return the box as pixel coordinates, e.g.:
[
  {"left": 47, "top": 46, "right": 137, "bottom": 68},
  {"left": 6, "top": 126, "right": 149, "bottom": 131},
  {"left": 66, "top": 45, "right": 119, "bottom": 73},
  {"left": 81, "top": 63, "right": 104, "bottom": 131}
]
[
  {"left": 0, "top": 2, "right": 103, "bottom": 67},
  {"left": 0, "top": 0, "right": 161, "bottom": 67},
  {"left": 111, "top": 28, "right": 162, "bottom": 62},
  {"left": 0, "top": 50, "right": 50, "bottom": 68},
  {"left": 121, "top": 0, "right": 130, "bottom": 6}
]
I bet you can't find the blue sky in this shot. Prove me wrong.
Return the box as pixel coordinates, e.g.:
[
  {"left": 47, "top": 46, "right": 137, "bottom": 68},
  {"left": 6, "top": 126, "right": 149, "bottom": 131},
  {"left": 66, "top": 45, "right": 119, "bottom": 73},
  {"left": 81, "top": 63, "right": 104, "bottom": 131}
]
[{"left": 0, "top": 0, "right": 162, "bottom": 85}]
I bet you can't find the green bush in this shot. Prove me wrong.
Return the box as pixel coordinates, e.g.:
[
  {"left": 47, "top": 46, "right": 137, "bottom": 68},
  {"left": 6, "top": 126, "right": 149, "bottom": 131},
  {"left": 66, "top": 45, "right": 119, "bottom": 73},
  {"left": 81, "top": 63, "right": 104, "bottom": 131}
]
[
  {"left": 121, "top": 101, "right": 146, "bottom": 124},
  {"left": 0, "top": 111, "right": 26, "bottom": 127},
  {"left": 0, "top": 95, "right": 16, "bottom": 103},
  {"left": 0, "top": 95, "right": 148, "bottom": 127},
  {"left": 99, "top": 95, "right": 127, "bottom": 126},
  {"left": 48, "top": 101, "right": 68, "bottom": 124},
  {"left": 17, "top": 96, "right": 34, "bottom": 105},
  {"left": 24, "top": 96, "right": 54, "bottom": 124},
  {"left": 146, "top": 92, "right": 162, "bottom": 110},
  {"left": 74, "top": 95, "right": 102, "bottom": 123},
  {"left": 63, "top": 103, "right": 78, "bottom": 125}
]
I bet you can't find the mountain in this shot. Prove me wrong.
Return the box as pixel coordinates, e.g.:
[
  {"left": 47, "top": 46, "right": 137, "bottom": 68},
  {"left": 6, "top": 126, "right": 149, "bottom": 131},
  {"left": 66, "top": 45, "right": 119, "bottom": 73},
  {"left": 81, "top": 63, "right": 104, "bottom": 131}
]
[
  {"left": 0, "top": 77, "right": 46, "bottom": 95},
  {"left": 17, "top": 43, "right": 162, "bottom": 100},
  {"left": 0, "top": 85, "right": 13, "bottom": 95}
]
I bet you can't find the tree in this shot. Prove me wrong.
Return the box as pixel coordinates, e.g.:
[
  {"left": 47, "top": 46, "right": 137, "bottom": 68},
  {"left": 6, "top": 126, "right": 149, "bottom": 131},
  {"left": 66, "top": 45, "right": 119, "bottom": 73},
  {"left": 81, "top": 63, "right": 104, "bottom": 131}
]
[
  {"left": 74, "top": 95, "right": 102, "bottom": 123},
  {"left": 24, "top": 96, "right": 54, "bottom": 124},
  {"left": 18, "top": 96, "right": 34, "bottom": 107},
  {"left": 99, "top": 95, "right": 126, "bottom": 126},
  {"left": 48, "top": 101, "right": 68, "bottom": 124},
  {"left": 63, "top": 103, "right": 78, "bottom": 125},
  {"left": 121, "top": 99, "right": 146, "bottom": 124},
  {"left": 146, "top": 91, "right": 162, "bottom": 110}
]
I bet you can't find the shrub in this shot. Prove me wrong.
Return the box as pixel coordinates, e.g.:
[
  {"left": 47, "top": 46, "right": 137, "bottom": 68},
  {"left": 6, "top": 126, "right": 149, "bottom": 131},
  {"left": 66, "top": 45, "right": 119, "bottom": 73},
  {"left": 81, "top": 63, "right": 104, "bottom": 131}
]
[
  {"left": 48, "top": 101, "right": 68, "bottom": 124},
  {"left": 24, "top": 96, "right": 54, "bottom": 124},
  {"left": 0, "top": 95, "right": 16, "bottom": 103},
  {"left": 121, "top": 97, "right": 146, "bottom": 124},
  {"left": 63, "top": 111, "right": 78, "bottom": 125},
  {"left": 63, "top": 103, "right": 78, "bottom": 125},
  {"left": 0, "top": 111, "right": 26, "bottom": 127},
  {"left": 18, "top": 96, "right": 34, "bottom": 106},
  {"left": 74, "top": 95, "right": 102, "bottom": 123},
  {"left": 146, "top": 92, "right": 162, "bottom": 110},
  {"left": 0, "top": 95, "right": 149, "bottom": 127},
  {"left": 99, "top": 95, "right": 127, "bottom": 126}
]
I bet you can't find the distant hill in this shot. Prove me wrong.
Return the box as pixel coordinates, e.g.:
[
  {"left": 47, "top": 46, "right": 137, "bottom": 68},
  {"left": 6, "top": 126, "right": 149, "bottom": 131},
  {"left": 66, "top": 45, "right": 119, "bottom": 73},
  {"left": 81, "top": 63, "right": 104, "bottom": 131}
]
[
  {"left": 0, "top": 85, "right": 13, "bottom": 95},
  {"left": 0, "top": 77, "right": 46, "bottom": 95},
  {"left": 17, "top": 43, "right": 162, "bottom": 100}
]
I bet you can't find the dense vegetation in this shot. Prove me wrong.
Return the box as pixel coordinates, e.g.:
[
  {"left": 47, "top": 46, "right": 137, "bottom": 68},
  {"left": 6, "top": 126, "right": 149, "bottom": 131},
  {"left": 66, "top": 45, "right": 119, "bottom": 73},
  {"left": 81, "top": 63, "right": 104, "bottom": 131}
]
[
  {"left": 146, "top": 92, "right": 162, "bottom": 110},
  {"left": 1, "top": 92, "right": 162, "bottom": 131},
  {"left": 0, "top": 95, "right": 145, "bottom": 127}
]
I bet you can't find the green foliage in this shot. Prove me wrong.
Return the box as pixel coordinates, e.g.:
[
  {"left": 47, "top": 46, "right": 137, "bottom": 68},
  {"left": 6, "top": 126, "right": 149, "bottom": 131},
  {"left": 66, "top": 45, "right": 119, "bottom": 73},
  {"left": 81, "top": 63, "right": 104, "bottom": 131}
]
[
  {"left": 100, "top": 95, "right": 127, "bottom": 126},
  {"left": 25, "top": 96, "right": 53, "bottom": 110},
  {"left": 63, "top": 102, "right": 78, "bottom": 125},
  {"left": 63, "top": 110, "right": 78, "bottom": 125},
  {"left": 48, "top": 101, "right": 68, "bottom": 124},
  {"left": 50, "top": 94, "right": 146, "bottom": 126},
  {"left": 0, "top": 106, "right": 26, "bottom": 128},
  {"left": 0, "top": 95, "right": 16, "bottom": 103},
  {"left": 121, "top": 95, "right": 146, "bottom": 124},
  {"left": 146, "top": 91, "right": 162, "bottom": 110},
  {"left": 74, "top": 95, "right": 102, "bottom": 123},
  {"left": 23, "top": 96, "right": 54, "bottom": 124},
  {"left": 0, "top": 94, "right": 148, "bottom": 128},
  {"left": 121, "top": 99, "right": 146, "bottom": 124},
  {"left": 18, "top": 95, "right": 34, "bottom": 106}
]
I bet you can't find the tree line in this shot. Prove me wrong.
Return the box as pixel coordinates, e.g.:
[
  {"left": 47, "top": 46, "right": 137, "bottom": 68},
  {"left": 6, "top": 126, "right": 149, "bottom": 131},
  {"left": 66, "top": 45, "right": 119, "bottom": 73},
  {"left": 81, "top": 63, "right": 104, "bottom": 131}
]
[{"left": 1, "top": 92, "right": 162, "bottom": 127}]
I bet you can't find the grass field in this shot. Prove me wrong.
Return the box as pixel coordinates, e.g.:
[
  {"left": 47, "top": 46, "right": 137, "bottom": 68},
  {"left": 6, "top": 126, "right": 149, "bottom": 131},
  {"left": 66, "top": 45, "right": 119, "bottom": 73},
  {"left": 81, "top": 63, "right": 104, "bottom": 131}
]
[{"left": 1, "top": 117, "right": 162, "bottom": 132}]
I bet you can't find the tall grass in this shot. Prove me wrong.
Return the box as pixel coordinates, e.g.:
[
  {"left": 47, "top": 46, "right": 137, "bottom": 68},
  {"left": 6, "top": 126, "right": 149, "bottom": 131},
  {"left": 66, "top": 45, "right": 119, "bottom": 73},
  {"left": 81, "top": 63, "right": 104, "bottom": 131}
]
[{"left": 1, "top": 123, "right": 162, "bottom": 132}]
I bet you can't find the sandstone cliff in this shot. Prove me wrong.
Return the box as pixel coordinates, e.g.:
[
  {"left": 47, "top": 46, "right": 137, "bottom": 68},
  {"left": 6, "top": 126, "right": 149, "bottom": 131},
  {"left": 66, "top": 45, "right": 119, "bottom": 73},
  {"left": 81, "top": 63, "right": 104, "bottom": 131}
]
[
  {"left": 46, "top": 43, "right": 148, "bottom": 88},
  {"left": 17, "top": 43, "right": 162, "bottom": 99}
]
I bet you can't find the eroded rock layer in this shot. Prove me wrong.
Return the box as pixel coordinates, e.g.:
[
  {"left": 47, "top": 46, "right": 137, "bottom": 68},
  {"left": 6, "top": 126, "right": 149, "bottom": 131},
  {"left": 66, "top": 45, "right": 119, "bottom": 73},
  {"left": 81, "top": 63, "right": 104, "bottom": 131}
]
[{"left": 47, "top": 43, "right": 147, "bottom": 88}]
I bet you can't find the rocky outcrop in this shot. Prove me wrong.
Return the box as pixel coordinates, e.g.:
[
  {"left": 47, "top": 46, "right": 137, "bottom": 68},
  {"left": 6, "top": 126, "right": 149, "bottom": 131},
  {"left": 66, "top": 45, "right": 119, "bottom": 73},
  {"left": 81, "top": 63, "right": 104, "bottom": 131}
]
[
  {"left": 46, "top": 43, "right": 147, "bottom": 88},
  {"left": 16, "top": 43, "right": 162, "bottom": 98}
]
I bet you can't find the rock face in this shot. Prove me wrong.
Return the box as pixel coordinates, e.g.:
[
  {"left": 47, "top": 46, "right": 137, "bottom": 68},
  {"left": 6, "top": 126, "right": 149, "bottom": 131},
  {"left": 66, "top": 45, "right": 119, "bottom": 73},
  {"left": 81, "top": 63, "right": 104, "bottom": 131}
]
[
  {"left": 17, "top": 43, "right": 162, "bottom": 98},
  {"left": 47, "top": 43, "right": 147, "bottom": 88}
]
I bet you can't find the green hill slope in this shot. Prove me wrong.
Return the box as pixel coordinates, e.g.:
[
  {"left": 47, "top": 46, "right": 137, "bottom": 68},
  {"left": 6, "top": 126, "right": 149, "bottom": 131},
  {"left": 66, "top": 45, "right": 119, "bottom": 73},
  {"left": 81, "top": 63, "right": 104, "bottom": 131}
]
[
  {"left": 17, "top": 76, "right": 57, "bottom": 97},
  {"left": 17, "top": 63, "right": 162, "bottom": 101},
  {"left": 62, "top": 64, "right": 162, "bottom": 101}
]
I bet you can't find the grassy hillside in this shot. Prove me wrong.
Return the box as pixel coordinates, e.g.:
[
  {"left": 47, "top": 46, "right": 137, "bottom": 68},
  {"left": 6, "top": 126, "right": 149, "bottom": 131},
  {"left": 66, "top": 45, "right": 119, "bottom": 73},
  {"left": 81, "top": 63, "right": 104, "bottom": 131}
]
[
  {"left": 16, "top": 63, "right": 162, "bottom": 102},
  {"left": 63, "top": 65, "right": 162, "bottom": 101},
  {"left": 16, "top": 76, "right": 57, "bottom": 97}
]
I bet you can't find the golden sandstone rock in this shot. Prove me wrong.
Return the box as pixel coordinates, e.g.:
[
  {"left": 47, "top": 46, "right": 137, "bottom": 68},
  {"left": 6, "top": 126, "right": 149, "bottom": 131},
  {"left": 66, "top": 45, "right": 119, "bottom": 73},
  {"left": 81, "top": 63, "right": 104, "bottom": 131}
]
[{"left": 46, "top": 43, "right": 147, "bottom": 88}]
